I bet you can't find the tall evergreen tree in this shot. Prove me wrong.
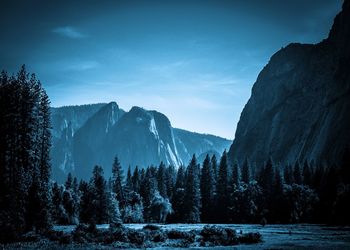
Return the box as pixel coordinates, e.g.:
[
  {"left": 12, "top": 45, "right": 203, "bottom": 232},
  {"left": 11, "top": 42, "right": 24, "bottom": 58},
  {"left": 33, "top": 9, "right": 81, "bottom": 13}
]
[
  {"left": 157, "top": 162, "right": 167, "bottom": 198},
  {"left": 90, "top": 165, "right": 109, "bottom": 224},
  {"left": 303, "top": 160, "right": 312, "bottom": 186},
  {"left": 171, "top": 165, "right": 186, "bottom": 222},
  {"left": 184, "top": 155, "right": 201, "bottom": 223},
  {"left": 79, "top": 180, "right": 94, "bottom": 224},
  {"left": 200, "top": 154, "right": 215, "bottom": 222},
  {"left": 111, "top": 156, "right": 125, "bottom": 206},
  {"left": 126, "top": 166, "right": 133, "bottom": 191},
  {"left": 216, "top": 150, "right": 229, "bottom": 222},
  {"left": 231, "top": 160, "right": 241, "bottom": 188},
  {"left": 284, "top": 164, "right": 294, "bottom": 185},
  {"left": 293, "top": 161, "right": 303, "bottom": 185},
  {"left": 241, "top": 158, "right": 251, "bottom": 184},
  {"left": 132, "top": 166, "right": 140, "bottom": 193}
]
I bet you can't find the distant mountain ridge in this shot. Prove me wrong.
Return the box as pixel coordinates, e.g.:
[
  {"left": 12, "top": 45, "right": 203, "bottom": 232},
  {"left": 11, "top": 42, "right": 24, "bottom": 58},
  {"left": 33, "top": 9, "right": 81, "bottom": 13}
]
[
  {"left": 229, "top": 0, "right": 350, "bottom": 168},
  {"left": 51, "top": 102, "right": 231, "bottom": 181}
]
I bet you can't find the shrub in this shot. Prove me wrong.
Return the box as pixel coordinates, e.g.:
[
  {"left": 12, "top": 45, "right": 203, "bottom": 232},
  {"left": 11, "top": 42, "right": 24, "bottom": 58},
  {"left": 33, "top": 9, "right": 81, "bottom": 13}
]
[
  {"left": 148, "top": 230, "right": 167, "bottom": 242},
  {"left": 200, "top": 225, "right": 238, "bottom": 246},
  {"left": 167, "top": 230, "right": 196, "bottom": 242},
  {"left": 127, "top": 229, "right": 146, "bottom": 245},
  {"left": 238, "top": 232, "right": 262, "bottom": 244},
  {"left": 58, "top": 233, "right": 72, "bottom": 244}
]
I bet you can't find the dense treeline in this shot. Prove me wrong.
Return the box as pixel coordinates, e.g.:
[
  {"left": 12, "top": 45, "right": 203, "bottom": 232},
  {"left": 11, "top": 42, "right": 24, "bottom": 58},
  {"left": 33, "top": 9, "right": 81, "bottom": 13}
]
[
  {"left": 52, "top": 150, "right": 350, "bottom": 227},
  {"left": 0, "top": 66, "right": 51, "bottom": 241}
]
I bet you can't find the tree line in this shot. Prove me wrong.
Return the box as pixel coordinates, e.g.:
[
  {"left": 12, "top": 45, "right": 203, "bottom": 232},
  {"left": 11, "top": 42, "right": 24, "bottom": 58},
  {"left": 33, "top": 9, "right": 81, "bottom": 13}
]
[
  {"left": 51, "top": 149, "right": 350, "bottom": 227},
  {"left": 0, "top": 66, "right": 51, "bottom": 241}
]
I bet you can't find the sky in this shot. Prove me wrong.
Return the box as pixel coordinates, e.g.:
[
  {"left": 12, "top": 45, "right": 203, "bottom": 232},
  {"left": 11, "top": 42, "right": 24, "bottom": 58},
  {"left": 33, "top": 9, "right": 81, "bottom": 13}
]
[{"left": 0, "top": 0, "right": 343, "bottom": 139}]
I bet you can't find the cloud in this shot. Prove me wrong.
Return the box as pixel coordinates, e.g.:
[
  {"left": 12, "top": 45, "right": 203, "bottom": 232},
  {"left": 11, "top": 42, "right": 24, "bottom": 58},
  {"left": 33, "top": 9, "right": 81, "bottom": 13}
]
[
  {"left": 52, "top": 26, "right": 86, "bottom": 39},
  {"left": 64, "top": 61, "right": 99, "bottom": 71}
]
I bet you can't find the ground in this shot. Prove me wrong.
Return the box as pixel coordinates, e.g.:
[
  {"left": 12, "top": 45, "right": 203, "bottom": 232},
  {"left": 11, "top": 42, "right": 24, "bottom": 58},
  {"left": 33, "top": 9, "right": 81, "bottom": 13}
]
[{"left": 2, "top": 224, "right": 350, "bottom": 249}]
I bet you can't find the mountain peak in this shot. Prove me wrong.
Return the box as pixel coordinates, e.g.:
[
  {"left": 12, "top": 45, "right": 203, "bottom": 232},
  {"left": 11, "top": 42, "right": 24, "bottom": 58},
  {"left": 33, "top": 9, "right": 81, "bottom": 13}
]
[{"left": 328, "top": 0, "right": 350, "bottom": 51}]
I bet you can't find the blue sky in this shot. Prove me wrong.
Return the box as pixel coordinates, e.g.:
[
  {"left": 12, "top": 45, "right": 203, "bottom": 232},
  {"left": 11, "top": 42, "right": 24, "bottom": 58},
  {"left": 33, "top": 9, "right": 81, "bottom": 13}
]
[{"left": 0, "top": 0, "right": 342, "bottom": 139}]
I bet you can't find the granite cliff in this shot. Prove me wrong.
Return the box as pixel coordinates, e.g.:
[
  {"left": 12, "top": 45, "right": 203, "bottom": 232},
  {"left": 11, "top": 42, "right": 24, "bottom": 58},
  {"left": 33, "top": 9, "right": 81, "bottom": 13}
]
[{"left": 229, "top": 0, "right": 350, "bottom": 167}]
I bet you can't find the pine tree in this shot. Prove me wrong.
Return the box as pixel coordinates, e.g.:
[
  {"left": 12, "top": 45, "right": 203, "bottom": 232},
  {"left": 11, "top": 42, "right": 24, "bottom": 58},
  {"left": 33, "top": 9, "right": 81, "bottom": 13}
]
[
  {"left": 231, "top": 160, "right": 241, "bottom": 188},
  {"left": 259, "top": 158, "right": 274, "bottom": 193},
  {"left": 90, "top": 165, "right": 109, "bottom": 224},
  {"left": 65, "top": 173, "right": 73, "bottom": 190},
  {"left": 79, "top": 180, "right": 95, "bottom": 224},
  {"left": 111, "top": 156, "right": 125, "bottom": 207},
  {"left": 200, "top": 154, "right": 215, "bottom": 222},
  {"left": 184, "top": 155, "right": 201, "bottom": 223},
  {"left": 241, "top": 158, "right": 251, "bottom": 184},
  {"left": 126, "top": 166, "right": 133, "bottom": 191},
  {"left": 293, "top": 161, "right": 303, "bottom": 184},
  {"left": 132, "top": 166, "right": 140, "bottom": 193},
  {"left": 157, "top": 162, "right": 167, "bottom": 198},
  {"left": 303, "top": 160, "right": 312, "bottom": 186},
  {"left": 284, "top": 164, "right": 294, "bottom": 185},
  {"left": 216, "top": 150, "right": 229, "bottom": 222},
  {"left": 171, "top": 165, "right": 186, "bottom": 222},
  {"left": 165, "top": 165, "right": 176, "bottom": 199}
]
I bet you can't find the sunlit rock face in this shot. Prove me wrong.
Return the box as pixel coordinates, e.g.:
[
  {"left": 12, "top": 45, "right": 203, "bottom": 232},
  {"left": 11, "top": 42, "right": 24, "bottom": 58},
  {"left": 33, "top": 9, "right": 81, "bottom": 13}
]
[
  {"left": 50, "top": 103, "right": 107, "bottom": 181},
  {"left": 229, "top": 1, "right": 350, "bottom": 168},
  {"left": 73, "top": 102, "right": 125, "bottom": 180},
  {"left": 51, "top": 103, "right": 231, "bottom": 181}
]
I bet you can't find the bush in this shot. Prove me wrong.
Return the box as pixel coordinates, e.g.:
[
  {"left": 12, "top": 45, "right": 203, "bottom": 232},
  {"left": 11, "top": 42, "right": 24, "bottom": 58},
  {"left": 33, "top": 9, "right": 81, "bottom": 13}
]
[
  {"left": 167, "top": 230, "right": 196, "bottom": 242},
  {"left": 127, "top": 229, "right": 146, "bottom": 245},
  {"left": 200, "top": 225, "right": 238, "bottom": 246},
  {"left": 148, "top": 230, "right": 167, "bottom": 242},
  {"left": 58, "top": 233, "right": 72, "bottom": 244},
  {"left": 19, "top": 231, "right": 41, "bottom": 242},
  {"left": 238, "top": 232, "right": 262, "bottom": 244}
]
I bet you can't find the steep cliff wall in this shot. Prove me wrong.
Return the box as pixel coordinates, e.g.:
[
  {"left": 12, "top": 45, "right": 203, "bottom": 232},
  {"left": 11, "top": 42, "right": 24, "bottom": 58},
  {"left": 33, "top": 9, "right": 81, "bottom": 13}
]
[{"left": 229, "top": 1, "right": 350, "bottom": 167}]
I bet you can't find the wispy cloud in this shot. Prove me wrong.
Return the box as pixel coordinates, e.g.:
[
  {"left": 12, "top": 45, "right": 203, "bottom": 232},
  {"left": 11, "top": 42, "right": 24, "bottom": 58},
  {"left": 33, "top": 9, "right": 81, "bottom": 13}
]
[
  {"left": 52, "top": 26, "right": 86, "bottom": 39},
  {"left": 63, "top": 60, "right": 99, "bottom": 71}
]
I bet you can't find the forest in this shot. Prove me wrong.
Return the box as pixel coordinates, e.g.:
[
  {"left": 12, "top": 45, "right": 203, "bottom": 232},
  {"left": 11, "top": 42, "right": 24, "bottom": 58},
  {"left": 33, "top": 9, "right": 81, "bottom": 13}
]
[{"left": 1, "top": 67, "right": 350, "bottom": 246}]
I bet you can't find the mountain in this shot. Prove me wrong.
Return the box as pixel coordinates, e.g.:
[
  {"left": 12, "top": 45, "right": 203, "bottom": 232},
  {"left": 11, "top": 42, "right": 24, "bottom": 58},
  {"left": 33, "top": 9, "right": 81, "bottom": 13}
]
[
  {"left": 50, "top": 103, "right": 107, "bottom": 181},
  {"left": 51, "top": 103, "right": 231, "bottom": 181},
  {"left": 73, "top": 102, "right": 125, "bottom": 179},
  {"left": 174, "top": 128, "right": 230, "bottom": 164},
  {"left": 229, "top": 1, "right": 350, "bottom": 168}
]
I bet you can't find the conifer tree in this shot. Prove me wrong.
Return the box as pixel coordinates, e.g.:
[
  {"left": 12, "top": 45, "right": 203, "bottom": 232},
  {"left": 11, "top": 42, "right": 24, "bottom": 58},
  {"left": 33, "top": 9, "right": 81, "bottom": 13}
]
[
  {"left": 111, "top": 156, "right": 125, "bottom": 206},
  {"left": 241, "top": 158, "right": 251, "bottom": 184},
  {"left": 216, "top": 150, "right": 229, "bottom": 222},
  {"left": 184, "top": 155, "right": 201, "bottom": 223},
  {"left": 172, "top": 165, "right": 186, "bottom": 222},
  {"left": 293, "top": 161, "right": 303, "bottom": 185},
  {"left": 231, "top": 160, "right": 241, "bottom": 188},
  {"left": 303, "top": 160, "right": 312, "bottom": 186},
  {"left": 157, "top": 162, "right": 167, "bottom": 198},
  {"left": 200, "top": 154, "right": 215, "bottom": 222},
  {"left": 91, "top": 165, "right": 109, "bottom": 224},
  {"left": 126, "top": 165, "right": 133, "bottom": 191},
  {"left": 132, "top": 166, "right": 140, "bottom": 193}
]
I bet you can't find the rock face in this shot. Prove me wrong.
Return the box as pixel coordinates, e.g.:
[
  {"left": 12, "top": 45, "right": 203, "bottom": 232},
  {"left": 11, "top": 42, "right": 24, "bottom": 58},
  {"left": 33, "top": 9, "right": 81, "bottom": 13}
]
[
  {"left": 51, "top": 103, "right": 231, "bottom": 181},
  {"left": 73, "top": 102, "right": 125, "bottom": 179},
  {"left": 50, "top": 103, "right": 107, "bottom": 181},
  {"left": 229, "top": 0, "right": 350, "bottom": 168},
  {"left": 174, "top": 128, "right": 230, "bottom": 164}
]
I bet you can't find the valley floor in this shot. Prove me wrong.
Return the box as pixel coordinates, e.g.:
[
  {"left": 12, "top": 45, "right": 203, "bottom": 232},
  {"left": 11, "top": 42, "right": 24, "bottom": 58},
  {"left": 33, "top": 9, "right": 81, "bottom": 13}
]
[
  {"left": 2, "top": 224, "right": 350, "bottom": 249},
  {"left": 53, "top": 223, "right": 350, "bottom": 249}
]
